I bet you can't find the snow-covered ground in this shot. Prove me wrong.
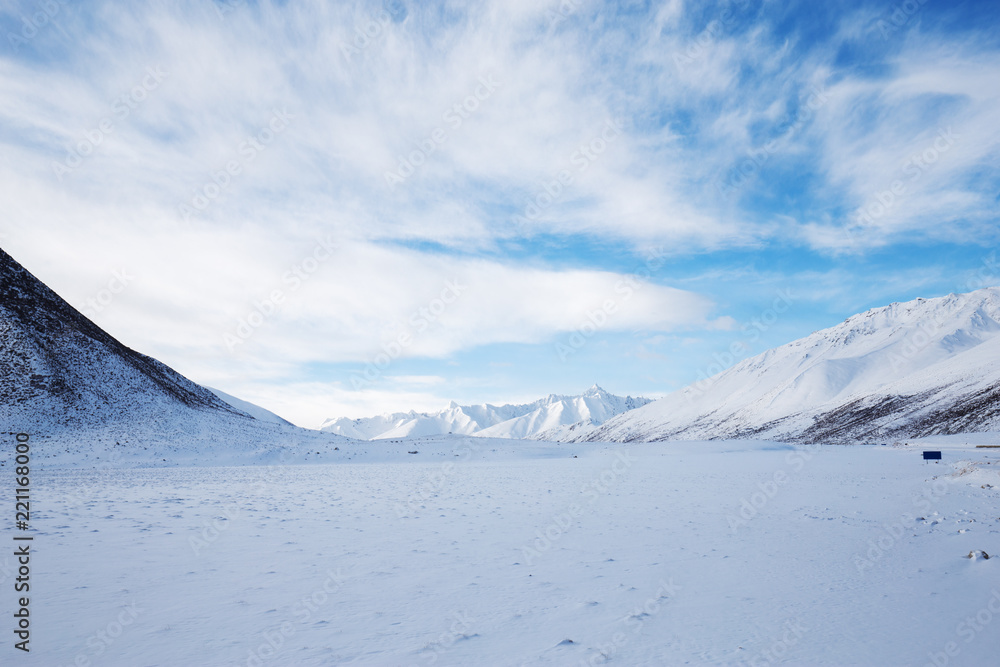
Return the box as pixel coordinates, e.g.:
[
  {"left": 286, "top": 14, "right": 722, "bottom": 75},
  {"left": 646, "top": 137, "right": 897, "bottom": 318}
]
[{"left": 18, "top": 437, "right": 1000, "bottom": 666}]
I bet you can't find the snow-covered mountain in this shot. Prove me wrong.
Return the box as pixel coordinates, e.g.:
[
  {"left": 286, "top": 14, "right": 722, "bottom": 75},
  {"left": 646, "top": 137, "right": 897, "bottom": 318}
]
[
  {"left": 0, "top": 247, "right": 348, "bottom": 465},
  {"left": 581, "top": 287, "right": 1000, "bottom": 444},
  {"left": 207, "top": 387, "right": 293, "bottom": 425},
  {"left": 320, "top": 385, "right": 652, "bottom": 440}
]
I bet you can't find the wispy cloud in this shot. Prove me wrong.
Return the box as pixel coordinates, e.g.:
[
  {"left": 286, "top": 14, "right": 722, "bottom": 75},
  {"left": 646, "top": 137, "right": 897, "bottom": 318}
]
[{"left": 2, "top": 0, "right": 997, "bottom": 422}]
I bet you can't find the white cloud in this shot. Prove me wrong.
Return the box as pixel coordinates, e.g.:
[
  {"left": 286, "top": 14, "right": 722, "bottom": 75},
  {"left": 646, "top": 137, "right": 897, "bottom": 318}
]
[
  {"left": 218, "top": 380, "right": 455, "bottom": 428},
  {"left": 12, "top": 228, "right": 721, "bottom": 375},
  {"left": 0, "top": 0, "right": 762, "bottom": 256},
  {"left": 2, "top": 0, "right": 999, "bottom": 423},
  {"left": 807, "top": 41, "right": 1000, "bottom": 250}
]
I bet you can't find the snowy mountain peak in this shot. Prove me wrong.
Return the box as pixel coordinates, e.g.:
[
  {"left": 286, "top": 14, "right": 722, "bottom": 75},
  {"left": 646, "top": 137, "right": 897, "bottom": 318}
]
[
  {"left": 581, "top": 286, "right": 1000, "bottom": 444},
  {"left": 320, "top": 387, "right": 652, "bottom": 440}
]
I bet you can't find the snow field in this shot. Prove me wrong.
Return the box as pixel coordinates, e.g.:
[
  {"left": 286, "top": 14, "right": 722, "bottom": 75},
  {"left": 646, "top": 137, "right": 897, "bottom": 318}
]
[{"left": 19, "top": 439, "right": 1000, "bottom": 666}]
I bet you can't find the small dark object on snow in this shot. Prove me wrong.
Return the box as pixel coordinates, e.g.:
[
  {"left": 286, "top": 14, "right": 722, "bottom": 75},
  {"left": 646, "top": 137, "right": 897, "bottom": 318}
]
[
  {"left": 408, "top": 450, "right": 418, "bottom": 454},
  {"left": 922, "top": 451, "right": 942, "bottom": 460}
]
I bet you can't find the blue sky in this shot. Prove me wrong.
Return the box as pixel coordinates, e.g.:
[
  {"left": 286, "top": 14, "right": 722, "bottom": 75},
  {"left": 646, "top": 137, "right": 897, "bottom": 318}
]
[{"left": 2, "top": 0, "right": 998, "bottom": 427}]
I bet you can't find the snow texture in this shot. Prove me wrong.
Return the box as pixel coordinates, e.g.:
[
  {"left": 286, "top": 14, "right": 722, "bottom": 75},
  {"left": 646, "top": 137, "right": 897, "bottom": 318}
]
[{"left": 11, "top": 438, "right": 1000, "bottom": 666}]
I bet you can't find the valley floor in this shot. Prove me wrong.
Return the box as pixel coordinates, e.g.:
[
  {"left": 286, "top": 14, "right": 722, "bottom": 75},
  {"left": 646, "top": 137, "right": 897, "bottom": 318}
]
[{"left": 18, "top": 439, "right": 1000, "bottom": 666}]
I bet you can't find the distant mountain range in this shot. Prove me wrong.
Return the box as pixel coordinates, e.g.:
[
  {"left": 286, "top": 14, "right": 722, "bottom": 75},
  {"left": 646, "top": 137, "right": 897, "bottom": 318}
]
[
  {"left": 579, "top": 287, "right": 1000, "bottom": 444},
  {"left": 319, "top": 385, "right": 652, "bottom": 440}
]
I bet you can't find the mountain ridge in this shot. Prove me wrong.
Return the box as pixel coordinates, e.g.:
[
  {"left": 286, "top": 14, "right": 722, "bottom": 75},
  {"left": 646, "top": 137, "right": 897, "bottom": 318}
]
[
  {"left": 578, "top": 287, "right": 1000, "bottom": 444},
  {"left": 320, "top": 384, "right": 652, "bottom": 440},
  {"left": 0, "top": 246, "right": 248, "bottom": 431},
  {"left": 0, "top": 246, "right": 348, "bottom": 465}
]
